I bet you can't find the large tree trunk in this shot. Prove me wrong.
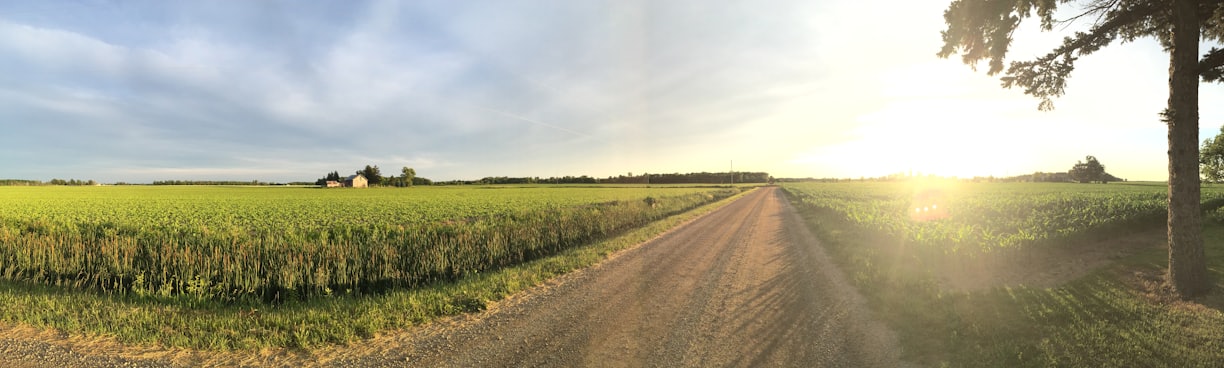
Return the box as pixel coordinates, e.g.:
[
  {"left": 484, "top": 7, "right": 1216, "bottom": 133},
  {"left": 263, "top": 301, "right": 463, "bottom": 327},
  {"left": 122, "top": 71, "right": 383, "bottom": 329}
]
[{"left": 1167, "top": 0, "right": 1210, "bottom": 298}]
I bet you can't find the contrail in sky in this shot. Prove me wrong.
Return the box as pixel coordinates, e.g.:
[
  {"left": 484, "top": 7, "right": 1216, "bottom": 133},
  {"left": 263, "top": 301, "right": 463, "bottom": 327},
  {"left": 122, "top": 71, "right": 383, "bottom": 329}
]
[{"left": 472, "top": 105, "right": 590, "bottom": 138}]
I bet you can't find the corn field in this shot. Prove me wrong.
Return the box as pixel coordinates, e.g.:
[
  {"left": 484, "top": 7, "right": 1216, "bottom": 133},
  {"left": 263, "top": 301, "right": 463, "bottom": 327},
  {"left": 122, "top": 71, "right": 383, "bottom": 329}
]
[
  {"left": 0, "top": 185, "right": 740, "bottom": 302},
  {"left": 783, "top": 181, "right": 1224, "bottom": 260}
]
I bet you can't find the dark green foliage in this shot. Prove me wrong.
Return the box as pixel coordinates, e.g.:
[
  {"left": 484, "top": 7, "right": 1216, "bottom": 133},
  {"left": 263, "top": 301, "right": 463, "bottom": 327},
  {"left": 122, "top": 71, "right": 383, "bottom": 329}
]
[
  {"left": 0, "top": 179, "right": 45, "bottom": 186},
  {"left": 0, "top": 179, "right": 99, "bottom": 186},
  {"left": 399, "top": 167, "right": 415, "bottom": 187},
  {"left": 1201, "top": 126, "right": 1224, "bottom": 183},
  {"left": 359, "top": 165, "right": 382, "bottom": 186},
  {"left": 314, "top": 171, "right": 342, "bottom": 186},
  {"left": 1069, "top": 155, "right": 1107, "bottom": 183}
]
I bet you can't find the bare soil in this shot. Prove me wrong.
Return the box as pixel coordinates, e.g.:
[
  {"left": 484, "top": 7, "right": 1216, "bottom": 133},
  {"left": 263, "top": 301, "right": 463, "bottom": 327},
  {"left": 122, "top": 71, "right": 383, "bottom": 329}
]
[{"left": 0, "top": 187, "right": 909, "bottom": 367}]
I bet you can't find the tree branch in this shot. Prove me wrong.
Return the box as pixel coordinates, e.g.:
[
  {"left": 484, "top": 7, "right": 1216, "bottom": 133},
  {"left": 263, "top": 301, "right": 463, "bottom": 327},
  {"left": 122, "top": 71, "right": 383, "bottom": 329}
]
[
  {"left": 1002, "top": 1, "right": 1163, "bottom": 110},
  {"left": 938, "top": 0, "right": 1060, "bottom": 75},
  {"left": 1203, "top": 47, "right": 1224, "bottom": 82},
  {"left": 1056, "top": 0, "right": 1122, "bottom": 30},
  {"left": 1202, "top": 0, "right": 1224, "bottom": 42}
]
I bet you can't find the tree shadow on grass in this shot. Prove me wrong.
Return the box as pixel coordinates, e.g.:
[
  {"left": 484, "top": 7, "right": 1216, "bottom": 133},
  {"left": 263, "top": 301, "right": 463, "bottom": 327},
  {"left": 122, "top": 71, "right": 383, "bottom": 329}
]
[{"left": 951, "top": 267, "right": 1224, "bottom": 367}]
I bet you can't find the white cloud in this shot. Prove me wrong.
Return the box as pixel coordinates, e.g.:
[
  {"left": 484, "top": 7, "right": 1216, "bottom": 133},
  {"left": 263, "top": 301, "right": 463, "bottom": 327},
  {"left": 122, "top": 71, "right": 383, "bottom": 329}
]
[{"left": 1, "top": 1, "right": 1220, "bottom": 182}]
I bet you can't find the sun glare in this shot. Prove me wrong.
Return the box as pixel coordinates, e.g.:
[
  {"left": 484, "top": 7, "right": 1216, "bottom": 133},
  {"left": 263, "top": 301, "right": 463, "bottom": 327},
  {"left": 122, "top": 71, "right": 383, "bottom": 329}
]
[
  {"left": 795, "top": 53, "right": 1063, "bottom": 180},
  {"left": 836, "top": 105, "right": 1042, "bottom": 179}
]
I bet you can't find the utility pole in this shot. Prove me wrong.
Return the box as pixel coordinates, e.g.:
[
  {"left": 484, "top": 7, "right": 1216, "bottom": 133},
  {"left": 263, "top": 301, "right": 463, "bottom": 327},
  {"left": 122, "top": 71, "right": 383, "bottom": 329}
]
[{"left": 730, "top": 160, "right": 734, "bottom": 185}]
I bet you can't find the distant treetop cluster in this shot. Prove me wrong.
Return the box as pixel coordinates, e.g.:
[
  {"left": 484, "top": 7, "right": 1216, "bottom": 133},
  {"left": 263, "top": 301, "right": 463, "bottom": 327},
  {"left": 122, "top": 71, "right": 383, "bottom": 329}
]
[{"left": 315, "top": 165, "right": 430, "bottom": 187}]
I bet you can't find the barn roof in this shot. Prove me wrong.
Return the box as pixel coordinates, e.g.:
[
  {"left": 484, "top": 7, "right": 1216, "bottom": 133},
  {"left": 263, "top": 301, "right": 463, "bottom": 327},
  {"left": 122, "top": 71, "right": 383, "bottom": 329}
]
[{"left": 346, "top": 174, "right": 365, "bottom": 181}]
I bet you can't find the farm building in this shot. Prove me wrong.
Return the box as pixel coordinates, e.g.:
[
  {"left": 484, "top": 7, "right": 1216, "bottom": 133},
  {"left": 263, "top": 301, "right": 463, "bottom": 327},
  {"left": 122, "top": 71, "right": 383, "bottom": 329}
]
[
  {"left": 344, "top": 174, "right": 368, "bottom": 188},
  {"left": 324, "top": 181, "right": 341, "bottom": 188}
]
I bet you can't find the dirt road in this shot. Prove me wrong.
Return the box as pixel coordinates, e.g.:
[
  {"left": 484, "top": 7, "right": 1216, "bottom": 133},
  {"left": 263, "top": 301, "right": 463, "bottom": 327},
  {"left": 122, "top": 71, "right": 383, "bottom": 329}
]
[
  {"left": 0, "top": 187, "right": 907, "bottom": 367},
  {"left": 328, "top": 187, "right": 906, "bottom": 367}
]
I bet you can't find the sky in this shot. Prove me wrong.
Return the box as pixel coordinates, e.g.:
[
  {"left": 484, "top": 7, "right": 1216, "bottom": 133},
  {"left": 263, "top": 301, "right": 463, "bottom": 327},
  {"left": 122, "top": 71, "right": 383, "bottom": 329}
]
[{"left": 1, "top": 0, "right": 1222, "bottom": 183}]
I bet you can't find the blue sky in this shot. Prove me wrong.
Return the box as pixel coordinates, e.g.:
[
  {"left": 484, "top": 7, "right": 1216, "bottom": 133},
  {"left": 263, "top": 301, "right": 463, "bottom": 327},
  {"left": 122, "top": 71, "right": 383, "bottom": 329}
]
[{"left": 1, "top": 0, "right": 1221, "bottom": 182}]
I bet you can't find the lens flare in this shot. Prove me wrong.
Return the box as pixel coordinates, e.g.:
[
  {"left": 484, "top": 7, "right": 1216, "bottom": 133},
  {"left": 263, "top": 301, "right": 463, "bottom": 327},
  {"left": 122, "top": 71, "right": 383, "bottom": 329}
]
[{"left": 909, "top": 185, "right": 950, "bottom": 222}]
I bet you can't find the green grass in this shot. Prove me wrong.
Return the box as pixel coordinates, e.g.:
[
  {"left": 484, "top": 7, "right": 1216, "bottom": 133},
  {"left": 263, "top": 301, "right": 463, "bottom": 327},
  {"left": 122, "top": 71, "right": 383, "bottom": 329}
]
[
  {"left": 0, "top": 186, "right": 756, "bottom": 350},
  {"left": 784, "top": 182, "right": 1224, "bottom": 367}
]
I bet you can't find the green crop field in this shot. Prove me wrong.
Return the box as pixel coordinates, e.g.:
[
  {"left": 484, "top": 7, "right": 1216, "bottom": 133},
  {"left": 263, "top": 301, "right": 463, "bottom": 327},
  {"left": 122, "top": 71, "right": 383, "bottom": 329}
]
[
  {"left": 784, "top": 181, "right": 1224, "bottom": 258},
  {"left": 0, "top": 185, "right": 740, "bottom": 303},
  {"left": 782, "top": 181, "right": 1224, "bottom": 367}
]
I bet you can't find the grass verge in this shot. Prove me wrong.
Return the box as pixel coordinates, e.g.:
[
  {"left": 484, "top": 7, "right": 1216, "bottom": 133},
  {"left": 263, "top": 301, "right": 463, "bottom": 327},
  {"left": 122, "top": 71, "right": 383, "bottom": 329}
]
[
  {"left": 788, "top": 195, "right": 1224, "bottom": 367},
  {"left": 0, "top": 187, "right": 757, "bottom": 351}
]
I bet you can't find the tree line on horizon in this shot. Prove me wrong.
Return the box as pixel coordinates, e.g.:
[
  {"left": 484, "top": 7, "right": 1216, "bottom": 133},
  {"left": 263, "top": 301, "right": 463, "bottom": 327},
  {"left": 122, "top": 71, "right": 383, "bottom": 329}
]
[
  {"left": 0, "top": 179, "right": 97, "bottom": 186},
  {"left": 830, "top": 156, "right": 1124, "bottom": 183},
  {"left": 312, "top": 166, "right": 771, "bottom": 187},
  {"left": 602, "top": 171, "right": 771, "bottom": 184},
  {"left": 449, "top": 171, "right": 772, "bottom": 185},
  {"left": 152, "top": 180, "right": 280, "bottom": 186},
  {"left": 1021, "top": 156, "right": 1120, "bottom": 184}
]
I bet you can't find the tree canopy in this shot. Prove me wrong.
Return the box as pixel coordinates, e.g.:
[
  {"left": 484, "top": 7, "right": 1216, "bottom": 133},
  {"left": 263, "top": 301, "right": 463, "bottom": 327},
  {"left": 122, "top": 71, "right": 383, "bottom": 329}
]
[
  {"left": 359, "top": 165, "right": 382, "bottom": 186},
  {"left": 1201, "top": 126, "right": 1224, "bottom": 183},
  {"left": 1069, "top": 155, "right": 1107, "bottom": 183},
  {"left": 939, "top": 0, "right": 1224, "bottom": 298},
  {"left": 401, "top": 167, "right": 416, "bottom": 187}
]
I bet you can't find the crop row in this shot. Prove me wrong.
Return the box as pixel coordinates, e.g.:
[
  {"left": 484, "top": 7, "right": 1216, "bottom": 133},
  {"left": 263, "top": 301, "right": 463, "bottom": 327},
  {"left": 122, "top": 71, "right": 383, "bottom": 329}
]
[
  {"left": 783, "top": 181, "right": 1224, "bottom": 258},
  {"left": 0, "top": 186, "right": 740, "bottom": 302}
]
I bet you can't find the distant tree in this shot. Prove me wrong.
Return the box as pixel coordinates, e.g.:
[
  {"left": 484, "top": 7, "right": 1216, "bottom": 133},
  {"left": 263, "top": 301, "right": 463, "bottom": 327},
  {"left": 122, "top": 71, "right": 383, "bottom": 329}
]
[
  {"left": 1069, "top": 156, "right": 1107, "bottom": 184},
  {"left": 359, "top": 165, "right": 382, "bottom": 186},
  {"left": 1202, "top": 126, "right": 1224, "bottom": 184},
  {"left": 315, "top": 171, "right": 343, "bottom": 186},
  {"left": 401, "top": 167, "right": 416, "bottom": 187},
  {"left": 938, "top": 0, "right": 1224, "bottom": 298}
]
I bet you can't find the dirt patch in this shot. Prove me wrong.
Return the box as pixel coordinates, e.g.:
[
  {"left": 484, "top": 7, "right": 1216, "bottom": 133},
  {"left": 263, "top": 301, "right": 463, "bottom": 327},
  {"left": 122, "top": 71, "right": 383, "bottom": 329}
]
[{"left": 938, "top": 228, "right": 1167, "bottom": 292}]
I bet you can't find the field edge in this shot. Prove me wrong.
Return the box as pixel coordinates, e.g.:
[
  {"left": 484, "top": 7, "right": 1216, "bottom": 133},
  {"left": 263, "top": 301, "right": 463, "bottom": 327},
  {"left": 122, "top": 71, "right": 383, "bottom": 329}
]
[{"left": 0, "top": 186, "right": 760, "bottom": 360}]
